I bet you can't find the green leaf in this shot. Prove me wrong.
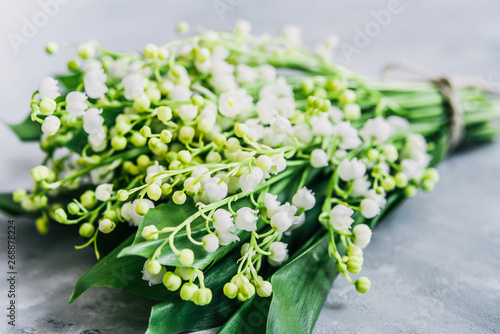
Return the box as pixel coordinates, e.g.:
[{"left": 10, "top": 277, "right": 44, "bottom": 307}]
[
  {"left": 266, "top": 234, "right": 338, "bottom": 334},
  {"left": 56, "top": 73, "right": 82, "bottom": 91},
  {"left": 69, "top": 234, "right": 170, "bottom": 303},
  {"left": 0, "top": 193, "right": 33, "bottom": 217},
  {"left": 146, "top": 250, "right": 242, "bottom": 334},
  {"left": 217, "top": 295, "right": 271, "bottom": 334},
  {"left": 7, "top": 114, "right": 42, "bottom": 141},
  {"left": 118, "top": 198, "right": 254, "bottom": 269}
]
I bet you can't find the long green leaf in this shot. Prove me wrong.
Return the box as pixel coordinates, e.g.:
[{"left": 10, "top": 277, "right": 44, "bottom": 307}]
[
  {"left": 0, "top": 193, "right": 33, "bottom": 217},
  {"left": 69, "top": 234, "right": 170, "bottom": 303},
  {"left": 7, "top": 114, "right": 42, "bottom": 141}
]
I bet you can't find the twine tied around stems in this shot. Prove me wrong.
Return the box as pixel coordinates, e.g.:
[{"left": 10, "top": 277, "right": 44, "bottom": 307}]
[{"left": 381, "top": 60, "right": 469, "bottom": 151}]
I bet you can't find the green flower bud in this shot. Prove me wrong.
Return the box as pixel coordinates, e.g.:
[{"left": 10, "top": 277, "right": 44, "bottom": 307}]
[
  {"left": 206, "top": 151, "right": 221, "bottom": 163},
  {"left": 31, "top": 165, "right": 50, "bottom": 182},
  {"left": 161, "top": 183, "right": 173, "bottom": 196},
  {"left": 146, "top": 87, "right": 161, "bottom": 103},
  {"left": 141, "top": 225, "right": 159, "bottom": 241},
  {"left": 45, "top": 42, "right": 58, "bottom": 54},
  {"left": 424, "top": 168, "right": 439, "bottom": 183},
  {"left": 191, "top": 95, "right": 204, "bottom": 106},
  {"left": 404, "top": 185, "right": 418, "bottom": 197},
  {"left": 367, "top": 148, "right": 379, "bottom": 162},
  {"left": 234, "top": 123, "right": 248, "bottom": 138},
  {"left": 166, "top": 151, "right": 178, "bottom": 163},
  {"left": 103, "top": 210, "right": 118, "bottom": 221},
  {"left": 339, "top": 89, "right": 356, "bottom": 105},
  {"left": 214, "top": 134, "right": 226, "bottom": 147},
  {"left": 67, "top": 58, "right": 80, "bottom": 72},
  {"left": 343, "top": 103, "right": 361, "bottom": 121},
  {"left": 160, "top": 129, "right": 173, "bottom": 143},
  {"left": 39, "top": 98, "right": 57, "bottom": 116},
  {"left": 35, "top": 217, "right": 49, "bottom": 235},
  {"left": 347, "top": 256, "right": 364, "bottom": 274},
  {"left": 136, "top": 154, "right": 151, "bottom": 168},
  {"left": 381, "top": 176, "right": 396, "bottom": 192},
  {"left": 180, "top": 282, "right": 198, "bottom": 301},
  {"left": 157, "top": 106, "right": 173, "bottom": 123},
  {"left": 193, "top": 288, "right": 213, "bottom": 306},
  {"left": 169, "top": 160, "right": 182, "bottom": 170},
  {"left": 177, "top": 150, "right": 191, "bottom": 164},
  {"left": 239, "top": 282, "right": 256, "bottom": 300},
  {"left": 382, "top": 144, "right": 398, "bottom": 162},
  {"left": 140, "top": 126, "right": 152, "bottom": 138},
  {"left": 135, "top": 201, "right": 150, "bottom": 216},
  {"left": 67, "top": 202, "right": 80, "bottom": 215},
  {"left": 79, "top": 223, "right": 95, "bottom": 238},
  {"left": 133, "top": 94, "right": 151, "bottom": 112},
  {"left": 179, "top": 126, "right": 195, "bottom": 144},
  {"left": 111, "top": 136, "right": 127, "bottom": 150},
  {"left": 177, "top": 21, "right": 189, "bottom": 34},
  {"left": 422, "top": 179, "right": 435, "bottom": 192},
  {"left": 148, "top": 138, "right": 167, "bottom": 156},
  {"left": 395, "top": 173, "right": 408, "bottom": 188},
  {"left": 144, "top": 43, "right": 158, "bottom": 59},
  {"left": 172, "top": 191, "right": 187, "bottom": 205},
  {"left": 77, "top": 43, "right": 95, "bottom": 59},
  {"left": 326, "top": 77, "right": 346, "bottom": 93},
  {"left": 163, "top": 272, "right": 182, "bottom": 291},
  {"left": 80, "top": 190, "right": 97, "bottom": 208},
  {"left": 347, "top": 245, "right": 363, "bottom": 258},
  {"left": 130, "top": 132, "right": 147, "bottom": 146},
  {"left": 123, "top": 161, "right": 140, "bottom": 175},
  {"left": 147, "top": 184, "right": 162, "bottom": 201},
  {"left": 158, "top": 46, "right": 169, "bottom": 60},
  {"left": 223, "top": 282, "right": 238, "bottom": 299},
  {"left": 355, "top": 277, "right": 371, "bottom": 294},
  {"left": 13, "top": 189, "right": 27, "bottom": 203},
  {"left": 256, "top": 281, "right": 273, "bottom": 297},
  {"left": 54, "top": 208, "right": 67, "bottom": 223},
  {"left": 375, "top": 186, "right": 385, "bottom": 195},
  {"left": 336, "top": 261, "right": 347, "bottom": 273},
  {"left": 301, "top": 79, "right": 314, "bottom": 94},
  {"left": 146, "top": 259, "right": 162, "bottom": 275},
  {"left": 178, "top": 248, "right": 195, "bottom": 266},
  {"left": 226, "top": 137, "right": 240, "bottom": 152}
]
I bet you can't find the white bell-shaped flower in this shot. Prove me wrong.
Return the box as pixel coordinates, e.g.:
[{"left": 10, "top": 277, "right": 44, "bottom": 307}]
[
  {"left": 65, "top": 91, "right": 88, "bottom": 117},
  {"left": 142, "top": 259, "right": 166, "bottom": 285},
  {"left": 235, "top": 207, "right": 259, "bottom": 231},
  {"left": 269, "top": 242, "right": 288, "bottom": 263},
  {"left": 329, "top": 204, "right": 354, "bottom": 232},
  {"left": 360, "top": 117, "right": 391, "bottom": 145},
  {"left": 270, "top": 211, "right": 292, "bottom": 233},
  {"left": 84, "top": 68, "right": 108, "bottom": 99},
  {"left": 121, "top": 74, "right": 145, "bottom": 100},
  {"left": 218, "top": 89, "right": 253, "bottom": 117},
  {"left": 202, "top": 234, "right": 220, "bottom": 253},
  {"left": 310, "top": 149, "right": 329, "bottom": 168},
  {"left": 292, "top": 187, "right": 316, "bottom": 211},
  {"left": 332, "top": 121, "right": 362, "bottom": 150},
  {"left": 38, "top": 77, "right": 60, "bottom": 100},
  {"left": 95, "top": 183, "right": 113, "bottom": 201},
  {"left": 41, "top": 115, "right": 61, "bottom": 136},
  {"left": 128, "top": 199, "right": 155, "bottom": 226},
  {"left": 83, "top": 108, "right": 104, "bottom": 134},
  {"left": 213, "top": 209, "right": 234, "bottom": 232},
  {"left": 217, "top": 228, "right": 240, "bottom": 246},
  {"left": 203, "top": 177, "right": 229, "bottom": 203},
  {"left": 338, "top": 158, "right": 366, "bottom": 181},
  {"left": 239, "top": 167, "right": 264, "bottom": 193},
  {"left": 360, "top": 198, "right": 380, "bottom": 219},
  {"left": 353, "top": 224, "right": 372, "bottom": 249}
]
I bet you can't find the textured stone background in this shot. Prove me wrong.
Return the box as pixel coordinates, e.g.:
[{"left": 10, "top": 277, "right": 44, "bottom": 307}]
[{"left": 1, "top": 0, "right": 499, "bottom": 333}]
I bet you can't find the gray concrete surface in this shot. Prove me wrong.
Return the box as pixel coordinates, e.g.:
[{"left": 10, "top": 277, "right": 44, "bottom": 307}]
[{"left": 1, "top": 1, "right": 499, "bottom": 333}]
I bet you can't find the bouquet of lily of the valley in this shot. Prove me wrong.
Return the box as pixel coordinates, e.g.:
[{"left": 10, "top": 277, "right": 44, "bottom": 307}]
[{"left": 2, "top": 21, "right": 499, "bottom": 333}]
